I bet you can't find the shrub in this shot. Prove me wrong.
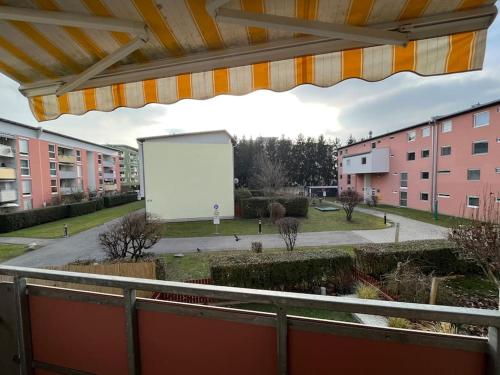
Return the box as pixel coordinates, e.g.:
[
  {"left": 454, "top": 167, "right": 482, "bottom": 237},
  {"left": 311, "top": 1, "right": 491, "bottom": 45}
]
[
  {"left": 339, "top": 189, "right": 363, "bottom": 221},
  {"left": 277, "top": 217, "right": 300, "bottom": 251},
  {"left": 210, "top": 249, "right": 354, "bottom": 293},
  {"left": 269, "top": 202, "right": 286, "bottom": 223},
  {"left": 241, "top": 197, "right": 270, "bottom": 218},
  {"left": 251, "top": 242, "right": 263, "bottom": 253},
  {"left": 354, "top": 240, "right": 478, "bottom": 278},
  {"left": 61, "top": 191, "right": 86, "bottom": 204},
  {"left": 0, "top": 205, "right": 68, "bottom": 233},
  {"left": 103, "top": 192, "right": 137, "bottom": 208},
  {"left": 95, "top": 198, "right": 104, "bottom": 211},
  {"left": 248, "top": 189, "right": 266, "bottom": 197},
  {"left": 67, "top": 200, "right": 98, "bottom": 217},
  {"left": 388, "top": 317, "right": 412, "bottom": 329},
  {"left": 383, "top": 262, "right": 431, "bottom": 303},
  {"left": 356, "top": 283, "right": 379, "bottom": 299},
  {"left": 240, "top": 196, "right": 308, "bottom": 219},
  {"left": 276, "top": 196, "right": 309, "bottom": 217}
]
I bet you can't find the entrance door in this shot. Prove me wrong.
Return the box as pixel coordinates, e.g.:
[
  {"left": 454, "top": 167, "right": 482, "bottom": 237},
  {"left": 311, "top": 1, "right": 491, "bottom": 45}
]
[{"left": 399, "top": 191, "right": 408, "bottom": 207}]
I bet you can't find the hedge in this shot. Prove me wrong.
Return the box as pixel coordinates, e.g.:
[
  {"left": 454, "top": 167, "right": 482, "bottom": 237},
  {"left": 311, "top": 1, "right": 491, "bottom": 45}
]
[
  {"left": 354, "top": 240, "right": 479, "bottom": 278},
  {"left": 234, "top": 188, "right": 252, "bottom": 204},
  {"left": 67, "top": 200, "right": 99, "bottom": 218},
  {"left": 240, "top": 196, "right": 309, "bottom": 218},
  {"left": 210, "top": 249, "right": 353, "bottom": 293},
  {"left": 103, "top": 192, "right": 137, "bottom": 208}
]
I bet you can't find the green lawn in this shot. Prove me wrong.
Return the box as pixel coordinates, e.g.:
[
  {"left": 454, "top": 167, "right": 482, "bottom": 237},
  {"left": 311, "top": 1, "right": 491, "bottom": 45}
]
[
  {"left": 0, "top": 243, "right": 29, "bottom": 262},
  {"left": 162, "top": 202, "right": 386, "bottom": 237},
  {"left": 0, "top": 201, "right": 145, "bottom": 239},
  {"left": 163, "top": 245, "right": 355, "bottom": 281}
]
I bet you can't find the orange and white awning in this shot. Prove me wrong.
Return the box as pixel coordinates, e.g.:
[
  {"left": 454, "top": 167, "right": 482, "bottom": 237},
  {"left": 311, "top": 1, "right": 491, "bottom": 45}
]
[{"left": 0, "top": 0, "right": 496, "bottom": 121}]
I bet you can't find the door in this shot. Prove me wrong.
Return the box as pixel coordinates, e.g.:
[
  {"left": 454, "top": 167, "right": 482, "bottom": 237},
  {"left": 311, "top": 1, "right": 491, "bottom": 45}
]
[{"left": 399, "top": 191, "right": 408, "bottom": 207}]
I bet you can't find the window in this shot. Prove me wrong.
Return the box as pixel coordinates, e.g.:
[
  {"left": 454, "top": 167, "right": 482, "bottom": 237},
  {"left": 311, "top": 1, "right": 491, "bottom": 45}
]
[
  {"left": 407, "top": 152, "right": 415, "bottom": 161},
  {"left": 22, "top": 180, "right": 31, "bottom": 196},
  {"left": 407, "top": 130, "right": 416, "bottom": 142},
  {"left": 421, "top": 171, "right": 429, "bottom": 179},
  {"left": 371, "top": 142, "right": 376, "bottom": 149},
  {"left": 51, "top": 179, "right": 58, "bottom": 193},
  {"left": 422, "top": 127, "right": 430, "bottom": 137},
  {"left": 420, "top": 192, "right": 429, "bottom": 201},
  {"left": 421, "top": 149, "right": 430, "bottom": 158},
  {"left": 473, "top": 111, "right": 489, "bottom": 128},
  {"left": 438, "top": 193, "right": 450, "bottom": 198},
  {"left": 440, "top": 146, "right": 451, "bottom": 156},
  {"left": 496, "top": 167, "right": 500, "bottom": 174},
  {"left": 19, "top": 139, "right": 29, "bottom": 155},
  {"left": 339, "top": 162, "right": 342, "bottom": 167},
  {"left": 467, "top": 169, "right": 480, "bottom": 181},
  {"left": 48, "top": 144, "right": 55, "bottom": 159},
  {"left": 497, "top": 197, "right": 500, "bottom": 204},
  {"left": 346, "top": 159, "right": 351, "bottom": 166},
  {"left": 347, "top": 175, "right": 351, "bottom": 185},
  {"left": 49, "top": 161, "right": 57, "bottom": 176},
  {"left": 76, "top": 149, "right": 81, "bottom": 162},
  {"left": 472, "top": 141, "right": 488, "bottom": 155},
  {"left": 23, "top": 198, "right": 32, "bottom": 210},
  {"left": 77, "top": 165, "right": 82, "bottom": 178},
  {"left": 97, "top": 154, "right": 102, "bottom": 164},
  {"left": 20, "top": 159, "right": 30, "bottom": 176},
  {"left": 400, "top": 172, "right": 408, "bottom": 188},
  {"left": 441, "top": 120, "right": 452, "bottom": 133},
  {"left": 438, "top": 170, "right": 451, "bottom": 174},
  {"left": 467, "top": 196, "right": 480, "bottom": 208},
  {"left": 399, "top": 191, "right": 408, "bottom": 207},
  {"left": 361, "top": 157, "right": 367, "bottom": 165},
  {"left": 497, "top": 137, "right": 500, "bottom": 143},
  {"left": 340, "top": 174, "right": 343, "bottom": 179}
]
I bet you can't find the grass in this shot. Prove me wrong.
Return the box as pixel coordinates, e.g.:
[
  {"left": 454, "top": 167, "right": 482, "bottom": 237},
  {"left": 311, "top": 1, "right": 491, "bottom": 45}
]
[
  {"left": 229, "top": 303, "right": 356, "bottom": 323},
  {"left": 0, "top": 201, "right": 145, "bottom": 239},
  {"left": 0, "top": 243, "right": 30, "bottom": 262},
  {"left": 163, "top": 245, "right": 355, "bottom": 281},
  {"left": 162, "top": 201, "right": 386, "bottom": 237}
]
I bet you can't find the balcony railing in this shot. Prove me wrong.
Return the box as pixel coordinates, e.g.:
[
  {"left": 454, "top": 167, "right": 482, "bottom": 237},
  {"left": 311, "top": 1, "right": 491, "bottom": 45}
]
[
  {"left": 59, "top": 170, "right": 77, "bottom": 179},
  {"left": 58, "top": 155, "right": 76, "bottom": 164},
  {"left": 0, "top": 189, "right": 17, "bottom": 202},
  {"left": 0, "top": 265, "right": 498, "bottom": 375},
  {"left": 0, "top": 167, "right": 16, "bottom": 180},
  {"left": 103, "top": 172, "right": 115, "bottom": 180},
  {"left": 102, "top": 159, "right": 114, "bottom": 168},
  {"left": 60, "top": 187, "right": 80, "bottom": 194}
]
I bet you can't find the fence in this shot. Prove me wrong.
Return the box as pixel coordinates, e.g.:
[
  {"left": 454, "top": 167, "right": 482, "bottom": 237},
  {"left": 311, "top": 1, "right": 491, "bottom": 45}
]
[{"left": 152, "top": 278, "right": 214, "bottom": 304}]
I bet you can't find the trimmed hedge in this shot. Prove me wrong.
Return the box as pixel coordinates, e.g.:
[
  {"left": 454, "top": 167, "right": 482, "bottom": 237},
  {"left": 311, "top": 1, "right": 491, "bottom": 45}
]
[
  {"left": 354, "top": 240, "right": 479, "bottom": 278},
  {"left": 240, "top": 196, "right": 309, "bottom": 218},
  {"left": 104, "top": 192, "right": 137, "bottom": 208},
  {"left": 67, "top": 200, "right": 99, "bottom": 218},
  {"left": 210, "top": 249, "right": 353, "bottom": 293}
]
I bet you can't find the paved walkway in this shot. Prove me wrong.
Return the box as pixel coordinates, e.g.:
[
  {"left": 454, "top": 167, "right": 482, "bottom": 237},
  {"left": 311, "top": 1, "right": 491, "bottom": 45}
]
[{"left": 3, "top": 206, "right": 448, "bottom": 268}]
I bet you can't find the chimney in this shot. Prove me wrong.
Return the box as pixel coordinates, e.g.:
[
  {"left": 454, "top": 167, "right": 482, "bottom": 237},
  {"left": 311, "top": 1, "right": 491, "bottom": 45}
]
[{"left": 368, "top": 131, "right": 373, "bottom": 139}]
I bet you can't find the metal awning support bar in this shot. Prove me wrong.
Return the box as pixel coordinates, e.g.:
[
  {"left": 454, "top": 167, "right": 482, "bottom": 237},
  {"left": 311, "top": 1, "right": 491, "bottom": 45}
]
[
  {"left": 1, "top": 265, "right": 500, "bottom": 327},
  {"left": 13, "top": 276, "right": 33, "bottom": 375},
  {"left": 0, "top": 5, "right": 146, "bottom": 34},
  {"left": 214, "top": 8, "right": 408, "bottom": 46}
]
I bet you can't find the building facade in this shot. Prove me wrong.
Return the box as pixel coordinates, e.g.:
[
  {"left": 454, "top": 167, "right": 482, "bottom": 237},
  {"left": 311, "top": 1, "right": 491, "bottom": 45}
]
[
  {"left": 338, "top": 100, "right": 500, "bottom": 218},
  {"left": 138, "top": 130, "right": 235, "bottom": 222},
  {"left": 0, "top": 118, "right": 121, "bottom": 211},
  {"left": 106, "top": 145, "right": 139, "bottom": 191}
]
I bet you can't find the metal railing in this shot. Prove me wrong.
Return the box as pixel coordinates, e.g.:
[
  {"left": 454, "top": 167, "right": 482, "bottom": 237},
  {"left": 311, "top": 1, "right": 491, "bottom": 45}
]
[{"left": 1, "top": 265, "right": 499, "bottom": 375}]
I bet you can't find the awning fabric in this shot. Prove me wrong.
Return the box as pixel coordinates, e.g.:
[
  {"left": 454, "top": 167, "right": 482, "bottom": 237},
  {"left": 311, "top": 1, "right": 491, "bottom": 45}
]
[{"left": 0, "top": 0, "right": 496, "bottom": 122}]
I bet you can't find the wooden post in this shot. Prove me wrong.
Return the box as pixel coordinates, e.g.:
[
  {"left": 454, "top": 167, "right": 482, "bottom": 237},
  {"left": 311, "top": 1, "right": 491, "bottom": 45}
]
[
  {"left": 429, "top": 277, "right": 439, "bottom": 305},
  {"left": 394, "top": 223, "right": 400, "bottom": 243}
]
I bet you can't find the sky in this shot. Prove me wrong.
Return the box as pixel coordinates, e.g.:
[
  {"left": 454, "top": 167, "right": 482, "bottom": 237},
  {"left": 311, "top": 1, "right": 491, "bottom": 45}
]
[{"left": 0, "top": 18, "right": 499, "bottom": 147}]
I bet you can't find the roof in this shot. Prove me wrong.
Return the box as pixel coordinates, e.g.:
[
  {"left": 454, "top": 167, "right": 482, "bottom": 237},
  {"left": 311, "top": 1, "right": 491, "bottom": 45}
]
[
  {"left": 0, "top": 117, "right": 119, "bottom": 152},
  {"left": 137, "top": 130, "right": 236, "bottom": 144},
  {"left": 0, "top": 1, "right": 495, "bottom": 121},
  {"left": 106, "top": 144, "right": 138, "bottom": 152},
  {"left": 339, "top": 98, "right": 500, "bottom": 150}
]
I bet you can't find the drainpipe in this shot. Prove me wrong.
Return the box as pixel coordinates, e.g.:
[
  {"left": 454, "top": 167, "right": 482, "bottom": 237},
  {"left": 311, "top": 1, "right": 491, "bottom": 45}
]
[
  {"left": 430, "top": 117, "right": 438, "bottom": 214},
  {"left": 37, "top": 127, "right": 46, "bottom": 207},
  {"left": 137, "top": 140, "right": 145, "bottom": 199}
]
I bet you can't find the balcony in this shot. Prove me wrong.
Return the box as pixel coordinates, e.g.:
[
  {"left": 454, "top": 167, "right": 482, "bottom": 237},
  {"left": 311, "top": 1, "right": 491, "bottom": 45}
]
[
  {"left": 0, "top": 265, "right": 497, "bottom": 375},
  {"left": 104, "top": 183, "right": 116, "bottom": 191},
  {"left": 103, "top": 172, "right": 115, "bottom": 180},
  {"left": 59, "top": 170, "right": 77, "bottom": 179},
  {"left": 343, "top": 148, "right": 390, "bottom": 174},
  {"left": 102, "top": 159, "right": 114, "bottom": 168},
  {"left": 60, "top": 187, "right": 80, "bottom": 195},
  {"left": 0, "top": 189, "right": 17, "bottom": 202},
  {"left": 0, "top": 167, "right": 16, "bottom": 180},
  {"left": 0, "top": 144, "right": 15, "bottom": 158},
  {"left": 58, "top": 155, "right": 76, "bottom": 164}
]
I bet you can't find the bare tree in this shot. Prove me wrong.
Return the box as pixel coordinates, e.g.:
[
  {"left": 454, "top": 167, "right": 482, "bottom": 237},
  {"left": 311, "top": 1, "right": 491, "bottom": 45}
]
[
  {"left": 277, "top": 217, "right": 300, "bottom": 251},
  {"left": 449, "top": 192, "right": 500, "bottom": 289},
  {"left": 339, "top": 189, "right": 363, "bottom": 221},
  {"left": 269, "top": 202, "right": 286, "bottom": 224},
  {"left": 99, "top": 213, "right": 162, "bottom": 261},
  {"left": 253, "top": 154, "right": 288, "bottom": 196}
]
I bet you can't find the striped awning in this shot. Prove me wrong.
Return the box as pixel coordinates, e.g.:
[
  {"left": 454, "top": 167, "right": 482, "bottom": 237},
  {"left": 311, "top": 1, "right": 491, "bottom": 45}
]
[{"left": 0, "top": 0, "right": 496, "bottom": 122}]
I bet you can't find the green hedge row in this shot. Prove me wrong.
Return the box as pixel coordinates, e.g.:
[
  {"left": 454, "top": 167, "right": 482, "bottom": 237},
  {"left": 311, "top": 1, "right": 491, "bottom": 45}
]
[
  {"left": 240, "top": 196, "right": 309, "bottom": 218},
  {"left": 0, "top": 193, "right": 137, "bottom": 233},
  {"left": 354, "top": 240, "right": 479, "bottom": 278},
  {"left": 210, "top": 249, "right": 353, "bottom": 293}
]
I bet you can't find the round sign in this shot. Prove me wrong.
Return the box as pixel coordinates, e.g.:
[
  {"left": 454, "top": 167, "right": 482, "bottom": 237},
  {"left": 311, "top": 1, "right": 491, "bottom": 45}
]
[{"left": 213, "top": 203, "right": 219, "bottom": 209}]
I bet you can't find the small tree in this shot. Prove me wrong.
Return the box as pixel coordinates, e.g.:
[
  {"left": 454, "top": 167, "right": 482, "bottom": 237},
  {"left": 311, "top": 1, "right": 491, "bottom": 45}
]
[
  {"left": 269, "top": 202, "right": 286, "bottom": 224},
  {"left": 253, "top": 154, "right": 288, "bottom": 196},
  {"left": 99, "top": 213, "right": 162, "bottom": 261},
  {"left": 449, "top": 193, "right": 500, "bottom": 292},
  {"left": 277, "top": 217, "right": 300, "bottom": 251},
  {"left": 339, "top": 189, "right": 363, "bottom": 221}
]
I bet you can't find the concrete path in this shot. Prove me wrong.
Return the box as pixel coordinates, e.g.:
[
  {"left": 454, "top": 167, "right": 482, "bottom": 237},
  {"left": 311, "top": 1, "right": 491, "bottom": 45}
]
[
  {"left": 0, "top": 237, "right": 55, "bottom": 246},
  {"left": 3, "top": 206, "right": 448, "bottom": 268}
]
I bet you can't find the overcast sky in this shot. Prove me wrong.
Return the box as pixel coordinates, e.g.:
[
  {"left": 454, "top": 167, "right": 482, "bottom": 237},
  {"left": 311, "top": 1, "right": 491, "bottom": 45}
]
[{"left": 1, "top": 18, "right": 499, "bottom": 147}]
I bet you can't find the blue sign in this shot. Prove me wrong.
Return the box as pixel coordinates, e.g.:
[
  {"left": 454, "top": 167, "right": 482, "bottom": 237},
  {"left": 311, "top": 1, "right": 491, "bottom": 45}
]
[{"left": 213, "top": 203, "right": 219, "bottom": 210}]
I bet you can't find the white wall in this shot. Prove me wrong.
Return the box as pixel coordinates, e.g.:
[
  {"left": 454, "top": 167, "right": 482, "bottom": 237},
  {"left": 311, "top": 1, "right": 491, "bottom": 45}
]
[{"left": 142, "top": 139, "right": 234, "bottom": 221}]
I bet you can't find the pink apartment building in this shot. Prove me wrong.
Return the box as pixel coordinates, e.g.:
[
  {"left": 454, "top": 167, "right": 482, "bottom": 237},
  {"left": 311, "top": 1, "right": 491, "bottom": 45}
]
[
  {"left": 338, "top": 100, "right": 500, "bottom": 218},
  {"left": 0, "top": 118, "right": 121, "bottom": 211}
]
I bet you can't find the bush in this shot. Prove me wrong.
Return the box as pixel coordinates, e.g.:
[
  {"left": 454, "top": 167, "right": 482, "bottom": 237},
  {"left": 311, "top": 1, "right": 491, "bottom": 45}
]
[
  {"left": 277, "top": 217, "right": 300, "bottom": 251},
  {"left": 104, "top": 192, "right": 137, "bottom": 208},
  {"left": 269, "top": 202, "right": 286, "bottom": 223},
  {"left": 210, "top": 249, "right": 354, "bottom": 293},
  {"left": 67, "top": 200, "right": 98, "bottom": 217},
  {"left": 95, "top": 198, "right": 104, "bottom": 211},
  {"left": 251, "top": 242, "right": 263, "bottom": 253},
  {"left": 383, "top": 262, "right": 431, "bottom": 303},
  {"left": 354, "top": 240, "right": 479, "bottom": 278},
  {"left": 241, "top": 196, "right": 308, "bottom": 219},
  {"left": 0, "top": 205, "right": 68, "bottom": 233},
  {"left": 248, "top": 189, "right": 266, "bottom": 197},
  {"left": 388, "top": 317, "right": 412, "bottom": 329},
  {"left": 356, "top": 283, "right": 379, "bottom": 299}
]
